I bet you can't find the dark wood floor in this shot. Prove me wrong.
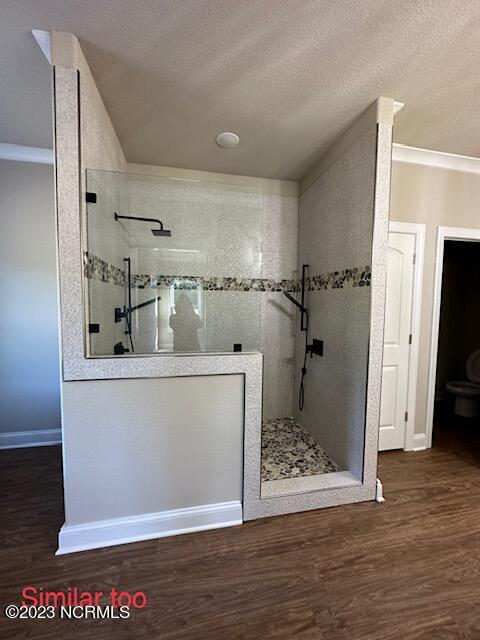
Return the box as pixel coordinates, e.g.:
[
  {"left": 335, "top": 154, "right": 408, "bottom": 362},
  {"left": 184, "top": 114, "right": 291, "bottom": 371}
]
[{"left": 1, "top": 417, "right": 480, "bottom": 639}]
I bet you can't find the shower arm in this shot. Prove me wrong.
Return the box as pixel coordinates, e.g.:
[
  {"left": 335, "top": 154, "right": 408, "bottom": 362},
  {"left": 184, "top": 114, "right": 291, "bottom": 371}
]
[
  {"left": 115, "top": 298, "right": 162, "bottom": 323},
  {"left": 129, "top": 297, "right": 162, "bottom": 313},
  {"left": 114, "top": 212, "right": 168, "bottom": 234}
]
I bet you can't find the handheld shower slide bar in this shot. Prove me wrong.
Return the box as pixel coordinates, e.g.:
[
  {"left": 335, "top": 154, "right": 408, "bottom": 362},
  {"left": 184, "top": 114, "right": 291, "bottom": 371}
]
[
  {"left": 283, "top": 264, "right": 308, "bottom": 331},
  {"left": 283, "top": 264, "right": 310, "bottom": 410},
  {"left": 114, "top": 257, "right": 161, "bottom": 354},
  {"left": 282, "top": 264, "right": 323, "bottom": 411}
]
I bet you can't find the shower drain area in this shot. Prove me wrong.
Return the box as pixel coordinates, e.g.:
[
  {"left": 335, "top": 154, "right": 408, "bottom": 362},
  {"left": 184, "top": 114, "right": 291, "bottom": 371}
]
[{"left": 261, "top": 417, "right": 341, "bottom": 482}]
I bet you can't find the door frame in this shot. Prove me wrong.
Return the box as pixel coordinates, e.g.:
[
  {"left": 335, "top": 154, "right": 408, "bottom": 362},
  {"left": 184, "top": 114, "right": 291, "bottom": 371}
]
[
  {"left": 388, "top": 221, "right": 425, "bottom": 451},
  {"left": 425, "top": 226, "right": 480, "bottom": 448}
]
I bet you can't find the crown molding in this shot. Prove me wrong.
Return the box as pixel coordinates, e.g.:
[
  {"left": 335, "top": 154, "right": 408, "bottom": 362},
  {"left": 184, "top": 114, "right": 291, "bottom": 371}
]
[
  {"left": 3, "top": 141, "right": 479, "bottom": 178},
  {"left": 392, "top": 143, "right": 480, "bottom": 175},
  {"left": 0, "top": 143, "right": 54, "bottom": 165}
]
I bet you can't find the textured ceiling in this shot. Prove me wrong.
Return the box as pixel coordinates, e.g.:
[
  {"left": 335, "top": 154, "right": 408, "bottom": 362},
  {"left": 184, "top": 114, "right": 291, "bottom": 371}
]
[{"left": 1, "top": 0, "right": 480, "bottom": 179}]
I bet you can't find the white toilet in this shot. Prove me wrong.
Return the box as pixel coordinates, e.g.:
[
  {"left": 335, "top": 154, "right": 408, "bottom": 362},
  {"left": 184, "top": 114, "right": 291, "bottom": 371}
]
[{"left": 446, "top": 349, "right": 480, "bottom": 417}]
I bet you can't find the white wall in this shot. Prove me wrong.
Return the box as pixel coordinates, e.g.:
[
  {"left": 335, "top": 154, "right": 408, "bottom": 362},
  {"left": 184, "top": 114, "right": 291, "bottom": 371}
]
[
  {"left": 390, "top": 161, "right": 480, "bottom": 436},
  {"left": 62, "top": 375, "right": 244, "bottom": 524},
  {"left": 0, "top": 160, "right": 60, "bottom": 434}
]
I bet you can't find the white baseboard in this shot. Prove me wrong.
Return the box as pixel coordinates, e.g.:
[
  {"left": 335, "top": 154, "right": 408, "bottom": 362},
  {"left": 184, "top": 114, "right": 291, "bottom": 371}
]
[
  {"left": 412, "top": 433, "right": 427, "bottom": 451},
  {"left": 57, "top": 500, "right": 242, "bottom": 555},
  {"left": 0, "top": 428, "right": 62, "bottom": 449}
]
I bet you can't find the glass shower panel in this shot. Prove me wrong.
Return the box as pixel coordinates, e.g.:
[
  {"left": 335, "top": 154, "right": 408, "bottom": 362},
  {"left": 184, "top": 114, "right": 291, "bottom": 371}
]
[
  {"left": 85, "top": 170, "right": 130, "bottom": 357},
  {"left": 84, "top": 169, "right": 263, "bottom": 356}
]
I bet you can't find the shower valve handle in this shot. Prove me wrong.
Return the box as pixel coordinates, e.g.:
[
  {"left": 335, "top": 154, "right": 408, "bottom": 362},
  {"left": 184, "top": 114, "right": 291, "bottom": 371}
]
[{"left": 307, "top": 339, "right": 324, "bottom": 358}]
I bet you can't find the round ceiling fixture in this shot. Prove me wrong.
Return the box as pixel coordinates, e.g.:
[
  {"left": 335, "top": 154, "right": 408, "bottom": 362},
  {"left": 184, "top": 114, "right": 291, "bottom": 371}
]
[{"left": 216, "top": 131, "right": 240, "bottom": 148}]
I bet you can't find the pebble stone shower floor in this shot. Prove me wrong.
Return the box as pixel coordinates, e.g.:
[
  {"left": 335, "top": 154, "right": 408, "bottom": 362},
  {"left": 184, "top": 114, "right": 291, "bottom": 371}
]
[{"left": 261, "top": 417, "right": 341, "bottom": 481}]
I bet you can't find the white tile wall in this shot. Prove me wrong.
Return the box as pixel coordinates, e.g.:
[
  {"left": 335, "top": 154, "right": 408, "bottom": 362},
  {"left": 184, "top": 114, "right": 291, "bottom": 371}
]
[
  {"left": 204, "top": 291, "right": 262, "bottom": 353},
  {"left": 294, "top": 127, "right": 377, "bottom": 475},
  {"left": 261, "top": 195, "right": 298, "bottom": 281},
  {"left": 127, "top": 177, "right": 263, "bottom": 278},
  {"left": 260, "top": 292, "right": 297, "bottom": 418},
  {"left": 260, "top": 195, "right": 298, "bottom": 418}
]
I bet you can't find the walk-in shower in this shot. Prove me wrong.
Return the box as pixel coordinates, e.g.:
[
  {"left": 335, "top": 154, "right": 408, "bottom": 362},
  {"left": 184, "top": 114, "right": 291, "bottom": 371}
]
[
  {"left": 83, "top": 114, "right": 377, "bottom": 503},
  {"left": 53, "top": 25, "right": 393, "bottom": 534}
]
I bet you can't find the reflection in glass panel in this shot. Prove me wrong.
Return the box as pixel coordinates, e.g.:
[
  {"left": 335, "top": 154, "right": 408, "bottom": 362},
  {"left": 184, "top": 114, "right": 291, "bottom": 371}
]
[{"left": 85, "top": 169, "right": 263, "bottom": 355}]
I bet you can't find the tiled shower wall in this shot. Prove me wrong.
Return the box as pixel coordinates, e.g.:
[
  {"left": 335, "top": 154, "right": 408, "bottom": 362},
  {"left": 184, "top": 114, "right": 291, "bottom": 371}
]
[
  {"left": 127, "top": 177, "right": 264, "bottom": 356},
  {"left": 84, "top": 171, "right": 298, "bottom": 419},
  {"left": 294, "top": 127, "right": 377, "bottom": 475},
  {"left": 261, "top": 194, "right": 298, "bottom": 419}
]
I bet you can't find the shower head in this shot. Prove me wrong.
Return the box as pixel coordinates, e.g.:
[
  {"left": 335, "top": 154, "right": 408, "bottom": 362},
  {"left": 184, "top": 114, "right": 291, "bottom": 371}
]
[
  {"left": 151, "top": 228, "right": 171, "bottom": 237},
  {"left": 114, "top": 213, "right": 172, "bottom": 238}
]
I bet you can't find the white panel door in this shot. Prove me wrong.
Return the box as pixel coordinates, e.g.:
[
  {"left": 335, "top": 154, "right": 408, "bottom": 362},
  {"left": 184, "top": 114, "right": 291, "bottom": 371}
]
[{"left": 379, "top": 232, "right": 415, "bottom": 450}]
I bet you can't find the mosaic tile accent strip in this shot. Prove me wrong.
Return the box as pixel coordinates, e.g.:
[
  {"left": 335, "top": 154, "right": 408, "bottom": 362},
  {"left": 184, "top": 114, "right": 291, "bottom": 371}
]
[
  {"left": 84, "top": 253, "right": 370, "bottom": 292},
  {"left": 261, "top": 417, "right": 341, "bottom": 481},
  {"left": 83, "top": 253, "right": 126, "bottom": 287},
  {"left": 83, "top": 253, "right": 296, "bottom": 291},
  {"left": 132, "top": 273, "right": 296, "bottom": 292},
  {"left": 305, "top": 266, "right": 371, "bottom": 290}
]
